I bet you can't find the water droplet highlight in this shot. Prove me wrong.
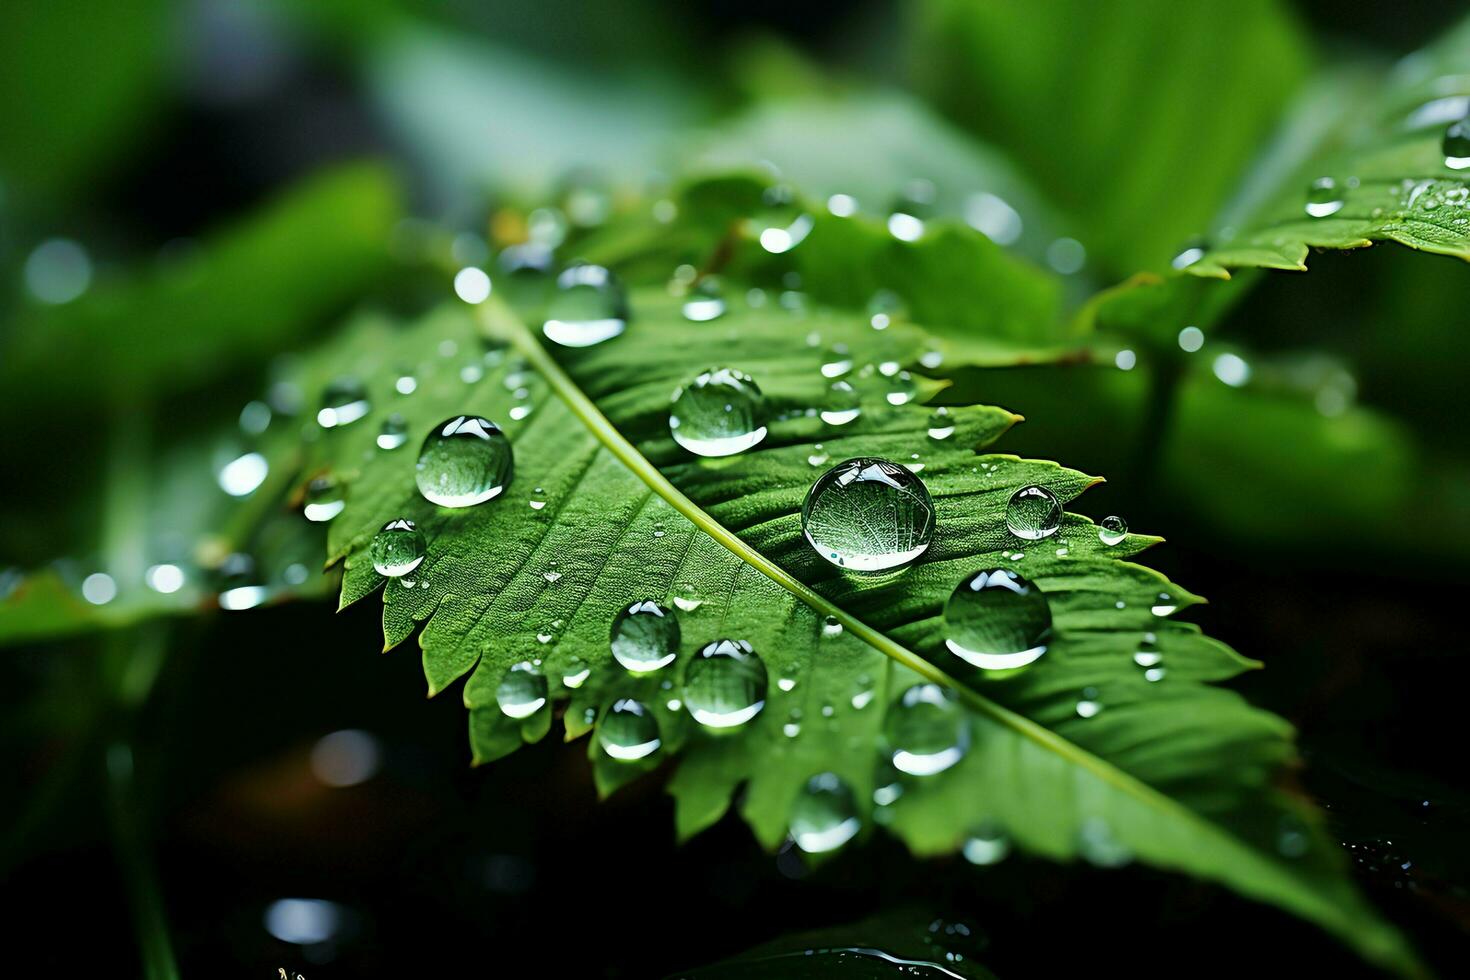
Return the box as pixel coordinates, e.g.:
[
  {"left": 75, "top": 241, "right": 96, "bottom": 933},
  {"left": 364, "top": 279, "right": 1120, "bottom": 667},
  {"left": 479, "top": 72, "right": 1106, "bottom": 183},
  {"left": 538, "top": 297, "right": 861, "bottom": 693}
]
[
  {"left": 303, "top": 476, "right": 345, "bottom": 523},
  {"left": 1444, "top": 117, "right": 1470, "bottom": 169},
  {"left": 377, "top": 413, "right": 408, "bottom": 450},
  {"left": 1305, "top": 177, "right": 1344, "bottom": 218},
  {"left": 820, "top": 380, "right": 861, "bottom": 426},
  {"left": 598, "top": 699, "right": 662, "bottom": 761},
  {"left": 317, "top": 378, "right": 370, "bottom": 429}
]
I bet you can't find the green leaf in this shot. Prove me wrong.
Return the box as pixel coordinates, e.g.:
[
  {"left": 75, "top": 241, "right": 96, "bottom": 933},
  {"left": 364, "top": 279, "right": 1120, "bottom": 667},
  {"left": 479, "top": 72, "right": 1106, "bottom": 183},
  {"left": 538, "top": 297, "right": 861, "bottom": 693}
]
[
  {"left": 1181, "top": 14, "right": 1470, "bottom": 277},
  {"left": 0, "top": 161, "right": 402, "bottom": 411},
  {"left": 912, "top": 0, "right": 1310, "bottom": 275},
  {"left": 259, "top": 278, "right": 1412, "bottom": 970}
]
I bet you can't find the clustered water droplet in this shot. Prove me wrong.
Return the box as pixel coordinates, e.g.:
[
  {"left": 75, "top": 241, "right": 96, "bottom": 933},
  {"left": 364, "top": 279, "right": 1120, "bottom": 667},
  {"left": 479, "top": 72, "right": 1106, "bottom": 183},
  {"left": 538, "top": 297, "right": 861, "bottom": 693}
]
[
  {"left": 610, "top": 600, "right": 680, "bottom": 673},
  {"left": 1005, "top": 485, "right": 1062, "bottom": 540},
  {"left": 669, "top": 368, "right": 768, "bottom": 457},
  {"left": 683, "top": 639, "right": 767, "bottom": 729},
  {"left": 790, "top": 772, "right": 861, "bottom": 853},
  {"left": 944, "top": 569, "right": 1052, "bottom": 672},
  {"left": 802, "top": 458, "right": 935, "bottom": 571},
  {"left": 885, "top": 684, "right": 969, "bottom": 776}
]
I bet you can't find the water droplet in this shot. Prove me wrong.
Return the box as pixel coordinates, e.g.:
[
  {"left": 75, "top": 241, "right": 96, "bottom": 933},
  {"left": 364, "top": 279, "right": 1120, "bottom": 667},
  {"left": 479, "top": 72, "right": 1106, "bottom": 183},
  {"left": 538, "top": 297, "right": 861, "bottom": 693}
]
[
  {"left": 1078, "top": 818, "right": 1132, "bottom": 867},
  {"left": 1305, "top": 177, "right": 1344, "bottom": 217},
  {"left": 496, "top": 662, "right": 547, "bottom": 719},
  {"left": 821, "top": 352, "right": 854, "bottom": 379},
  {"left": 826, "top": 193, "right": 859, "bottom": 217},
  {"left": 145, "top": 563, "right": 185, "bottom": 594},
  {"left": 453, "top": 266, "right": 492, "bottom": 304},
  {"left": 1213, "top": 352, "right": 1251, "bottom": 387},
  {"left": 965, "top": 191, "right": 1023, "bottom": 245},
  {"left": 416, "top": 416, "right": 513, "bottom": 507},
  {"left": 239, "top": 400, "right": 272, "bottom": 435},
  {"left": 1005, "top": 485, "right": 1061, "bottom": 540},
  {"left": 216, "top": 553, "right": 267, "bottom": 611},
  {"left": 561, "top": 658, "right": 590, "bottom": 689},
  {"left": 1171, "top": 240, "right": 1207, "bottom": 270},
  {"left": 820, "top": 380, "right": 862, "bottom": 426},
  {"left": 790, "top": 772, "right": 861, "bottom": 853},
  {"left": 395, "top": 373, "right": 417, "bottom": 395},
  {"left": 218, "top": 451, "right": 268, "bottom": 497},
  {"left": 317, "top": 377, "right": 371, "bottom": 428},
  {"left": 1444, "top": 118, "right": 1470, "bottom": 169},
  {"left": 371, "top": 518, "right": 425, "bottom": 577},
  {"left": 24, "top": 238, "right": 92, "bottom": 304},
  {"left": 754, "top": 186, "right": 813, "bottom": 253},
  {"left": 303, "top": 476, "right": 345, "bottom": 523},
  {"left": 1177, "top": 325, "right": 1204, "bottom": 352},
  {"left": 542, "top": 570, "right": 562, "bottom": 584},
  {"left": 927, "top": 407, "right": 955, "bottom": 440},
  {"left": 885, "top": 684, "right": 969, "bottom": 776},
  {"left": 886, "top": 179, "right": 934, "bottom": 242},
  {"left": 377, "top": 413, "right": 409, "bottom": 450},
  {"left": 1098, "top": 515, "right": 1128, "bottom": 546},
  {"left": 807, "top": 444, "right": 830, "bottom": 467},
  {"left": 883, "top": 371, "right": 917, "bottom": 406},
  {"left": 598, "top": 699, "right": 662, "bottom": 761},
  {"left": 82, "top": 572, "right": 117, "bottom": 605},
  {"left": 542, "top": 264, "right": 627, "bottom": 347},
  {"left": 944, "top": 569, "right": 1051, "bottom": 671},
  {"left": 1046, "top": 237, "right": 1086, "bottom": 274},
  {"left": 1152, "top": 592, "right": 1176, "bottom": 617},
  {"left": 673, "top": 596, "right": 703, "bottom": 612},
  {"left": 963, "top": 822, "right": 1011, "bottom": 865},
  {"left": 778, "top": 676, "right": 797, "bottom": 692},
  {"left": 681, "top": 277, "right": 726, "bottom": 321},
  {"left": 610, "top": 600, "right": 680, "bottom": 673},
  {"left": 1115, "top": 349, "right": 1137, "bottom": 370},
  {"left": 1144, "top": 667, "right": 1166, "bottom": 682},
  {"left": 822, "top": 615, "right": 843, "bottom": 637},
  {"left": 802, "top": 457, "right": 935, "bottom": 571},
  {"left": 669, "top": 368, "right": 767, "bottom": 457},
  {"left": 683, "top": 638, "right": 767, "bottom": 729},
  {"left": 1075, "top": 693, "right": 1102, "bottom": 718}
]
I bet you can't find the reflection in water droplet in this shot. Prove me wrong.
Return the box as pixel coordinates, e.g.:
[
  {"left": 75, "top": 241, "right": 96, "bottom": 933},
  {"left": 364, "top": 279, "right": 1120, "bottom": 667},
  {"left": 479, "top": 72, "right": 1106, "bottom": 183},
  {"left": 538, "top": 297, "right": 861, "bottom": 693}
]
[
  {"left": 416, "top": 416, "right": 513, "bottom": 507},
  {"left": 885, "top": 684, "right": 969, "bottom": 776},
  {"left": 599, "top": 699, "right": 662, "bottom": 761},
  {"left": 1005, "top": 485, "right": 1062, "bottom": 540},
  {"left": 944, "top": 569, "right": 1051, "bottom": 671},
  {"left": 496, "top": 662, "right": 547, "bottom": 719},
  {"left": 377, "top": 413, "right": 409, "bottom": 450},
  {"left": 1098, "top": 515, "right": 1128, "bottom": 546},
  {"left": 821, "top": 380, "right": 861, "bottom": 426},
  {"left": 610, "top": 600, "right": 680, "bottom": 673},
  {"left": 1305, "top": 177, "right": 1345, "bottom": 217},
  {"left": 303, "top": 476, "right": 345, "bottom": 523},
  {"left": 1444, "top": 118, "right": 1470, "bottom": 170},
  {"left": 216, "top": 553, "right": 267, "bottom": 611},
  {"left": 371, "top": 518, "right": 426, "bottom": 577},
  {"left": 963, "top": 822, "right": 1011, "bottom": 865},
  {"left": 927, "top": 407, "right": 955, "bottom": 441},
  {"left": 317, "top": 378, "right": 371, "bottom": 428},
  {"left": 802, "top": 458, "right": 935, "bottom": 571},
  {"left": 791, "top": 772, "right": 861, "bottom": 854},
  {"left": 683, "top": 639, "right": 767, "bottom": 729},
  {"left": 669, "top": 368, "right": 767, "bottom": 457},
  {"left": 542, "top": 264, "right": 627, "bottom": 347}
]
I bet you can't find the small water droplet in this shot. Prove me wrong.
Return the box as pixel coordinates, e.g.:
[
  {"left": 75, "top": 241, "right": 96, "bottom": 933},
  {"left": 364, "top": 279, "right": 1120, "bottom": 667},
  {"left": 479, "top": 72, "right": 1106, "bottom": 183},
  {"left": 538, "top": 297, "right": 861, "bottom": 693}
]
[
  {"left": 453, "top": 266, "right": 492, "bottom": 304},
  {"left": 681, "top": 277, "right": 726, "bottom": 322},
  {"left": 673, "top": 595, "right": 702, "bottom": 612},
  {"left": 395, "top": 374, "right": 418, "bottom": 395},
  {"left": 944, "top": 569, "right": 1051, "bottom": 671},
  {"left": 1098, "top": 515, "right": 1128, "bottom": 546},
  {"left": 1078, "top": 817, "right": 1132, "bottom": 867},
  {"left": 376, "top": 413, "right": 409, "bottom": 450},
  {"left": 884, "top": 371, "right": 917, "bottom": 406},
  {"left": 790, "top": 772, "right": 861, "bottom": 854},
  {"left": 599, "top": 699, "right": 662, "bottom": 761},
  {"left": 371, "top": 518, "right": 426, "bottom": 577},
  {"left": 1305, "top": 177, "right": 1344, "bottom": 217},
  {"left": 820, "top": 380, "right": 861, "bottom": 426},
  {"left": 1444, "top": 117, "right": 1470, "bottom": 169},
  {"left": 416, "top": 416, "right": 513, "bottom": 507},
  {"left": 303, "top": 476, "right": 346, "bottom": 523},
  {"left": 1075, "top": 694, "right": 1102, "bottom": 718},
  {"left": 542, "top": 570, "right": 562, "bottom": 584},
  {"left": 1152, "top": 592, "right": 1177, "bottom": 617},
  {"left": 218, "top": 451, "right": 268, "bottom": 497},
  {"left": 807, "top": 444, "right": 830, "bottom": 467},
  {"left": 317, "top": 377, "right": 371, "bottom": 429},
  {"left": 802, "top": 457, "right": 935, "bottom": 571},
  {"left": 683, "top": 639, "right": 767, "bottom": 729},
  {"left": 754, "top": 186, "right": 813, "bottom": 253},
  {"left": 778, "top": 676, "right": 797, "bottom": 692},
  {"left": 927, "top": 407, "right": 955, "bottom": 440},
  {"left": 885, "top": 684, "right": 968, "bottom": 776},
  {"left": 610, "top": 600, "right": 680, "bottom": 673},
  {"left": 496, "top": 662, "right": 547, "bottom": 719},
  {"left": 821, "top": 615, "right": 843, "bottom": 637},
  {"left": 145, "top": 563, "right": 186, "bottom": 594},
  {"left": 82, "top": 572, "right": 117, "bottom": 605},
  {"left": 1005, "top": 485, "right": 1062, "bottom": 540},
  {"left": 542, "top": 264, "right": 627, "bottom": 347},
  {"left": 1144, "top": 667, "right": 1166, "bottom": 682},
  {"left": 669, "top": 368, "right": 767, "bottom": 457},
  {"left": 561, "top": 658, "right": 590, "bottom": 689}
]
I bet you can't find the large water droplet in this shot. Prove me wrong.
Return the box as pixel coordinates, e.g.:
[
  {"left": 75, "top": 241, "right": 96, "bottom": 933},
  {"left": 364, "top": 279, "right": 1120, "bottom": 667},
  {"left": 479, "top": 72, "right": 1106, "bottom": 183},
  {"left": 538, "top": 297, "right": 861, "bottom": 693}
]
[
  {"left": 1098, "top": 515, "right": 1128, "bottom": 546},
  {"left": 1304, "top": 177, "right": 1344, "bottom": 218},
  {"left": 303, "top": 476, "right": 345, "bottom": 523},
  {"left": 317, "top": 377, "right": 371, "bottom": 428},
  {"left": 885, "top": 684, "right": 969, "bottom": 776},
  {"left": 944, "top": 569, "right": 1051, "bottom": 671},
  {"left": 802, "top": 458, "right": 935, "bottom": 571},
  {"left": 496, "top": 662, "right": 547, "bottom": 719},
  {"left": 1444, "top": 117, "right": 1470, "bottom": 170},
  {"left": 790, "top": 772, "right": 861, "bottom": 853},
  {"left": 683, "top": 639, "right": 767, "bottom": 729},
  {"left": 610, "top": 600, "right": 680, "bottom": 673},
  {"left": 820, "top": 380, "right": 861, "bottom": 426},
  {"left": 542, "top": 264, "right": 627, "bottom": 347},
  {"left": 669, "top": 368, "right": 767, "bottom": 457},
  {"left": 598, "top": 699, "right": 662, "bottom": 761},
  {"left": 371, "top": 518, "right": 425, "bottom": 577},
  {"left": 1005, "top": 485, "right": 1061, "bottom": 540},
  {"left": 416, "top": 416, "right": 513, "bottom": 507}
]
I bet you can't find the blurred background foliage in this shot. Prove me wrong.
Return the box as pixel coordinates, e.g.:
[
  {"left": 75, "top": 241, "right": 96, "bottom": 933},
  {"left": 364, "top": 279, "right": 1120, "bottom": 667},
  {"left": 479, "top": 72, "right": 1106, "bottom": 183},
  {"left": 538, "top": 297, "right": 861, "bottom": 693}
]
[{"left": 2, "top": 0, "right": 1469, "bottom": 976}]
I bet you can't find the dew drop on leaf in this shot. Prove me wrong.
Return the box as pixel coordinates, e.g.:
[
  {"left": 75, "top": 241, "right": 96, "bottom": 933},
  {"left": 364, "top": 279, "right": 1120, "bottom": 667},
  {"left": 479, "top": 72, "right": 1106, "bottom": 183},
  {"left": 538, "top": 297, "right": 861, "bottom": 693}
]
[
  {"left": 1443, "top": 117, "right": 1470, "bottom": 170},
  {"left": 610, "top": 600, "right": 680, "bottom": 673},
  {"left": 944, "top": 569, "right": 1051, "bottom": 671},
  {"left": 669, "top": 368, "right": 768, "bottom": 457},
  {"left": 598, "top": 699, "right": 662, "bottom": 761},
  {"left": 1005, "top": 485, "right": 1062, "bottom": 540},
  {"left": 316, "top": 377, "right": 370, "bottom": 429},
  {"left": 681, "top": 277, "right": 726, "bottom": 322},
  {"left": 802, "top": 457, "right": 935, "bottom": 571},
  {"left": 1304, "top": 177, "right": 1344, "bottom": 218},
  {"left": 963, "top": 821, "right": 1011, "bottom": 865},
  {"left": 496, "top": 662, "right": 547, "bottom": 719},
  {"left": 542, "top": 263, "right": 628, "bottom": 347},
  {"left": 683, "top": 639, "right": 767, "bottom": 729},
  {"left": 820, "top": 380, "right": 862, "bottom": 426},
  {"left": 927, "top": 407, "right": 955, "bottom": 441},
  {"left": 885, "top": 684, "right": 969, "bottom": 776},
  {"left": 1098, "top": 514, "right": 1128, "bottom": 546},
  {"left": 302, "top": 476, "right": 345, "bottom": 523},
  {"left": 371, "top": 518, "right": 425, "bottom": 578},
  {"left": 561, "top": 657, "right": 590, "bottom": 689},
  {"left": 790, "top": 772, "right": 861, "bottom": 854},
  {"left": 377, "top": 413, "right": 408, "bottom": 451},
  {"left": 415, "top": 416, "right": 513, "bottom": 508}
]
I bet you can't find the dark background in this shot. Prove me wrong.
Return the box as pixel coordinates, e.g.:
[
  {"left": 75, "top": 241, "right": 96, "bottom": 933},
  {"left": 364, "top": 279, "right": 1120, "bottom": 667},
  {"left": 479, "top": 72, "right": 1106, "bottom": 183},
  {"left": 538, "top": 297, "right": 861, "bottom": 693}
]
[{"left": 2, "top": 1, "right": 1468, "bottom": 977}]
